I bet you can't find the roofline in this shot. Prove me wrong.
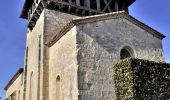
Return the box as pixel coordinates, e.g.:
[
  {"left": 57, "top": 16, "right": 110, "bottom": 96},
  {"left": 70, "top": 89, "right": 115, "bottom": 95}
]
[
  {"left": 46, "top": 11, "right": 166, "bottom": 47},
  {"left": 20, "top": 1, "right": 28, "bottom": 19},
  {"left": 4, "top": 68, "right": 23, "bottom": 90},
  {"left": 20, "top": 0, "right": 136, "bottom": 19},
  {"left": 125, "top": 0, "right": 136, "bottom": 6},
  {"left": 20, "top": 0, "right": 34, "bottom": 19}
]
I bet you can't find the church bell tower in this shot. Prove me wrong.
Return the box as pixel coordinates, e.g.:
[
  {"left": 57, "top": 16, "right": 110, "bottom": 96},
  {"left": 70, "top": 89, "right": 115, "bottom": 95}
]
[
  {"left": 15, "top": 0, "right": 168, "bottom": 100},
  {"left": 20, "top": 0, "right": 135, "bottom": 30},
  {"left": 20, "top": 0, "right": 138, "bottom": 100}
]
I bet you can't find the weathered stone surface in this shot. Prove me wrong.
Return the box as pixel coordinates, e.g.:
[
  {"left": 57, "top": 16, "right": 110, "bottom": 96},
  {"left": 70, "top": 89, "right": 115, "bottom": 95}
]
[
  {"left": 25, "top": 10, "right": 45, "bottom": 100},
  {"left": 5, "top": 74, "right": 23, "bottom": 100},
  {"left": 44, "top": 9, "right": 78, "bottom": 43},
  {"left": 5, "top": 9, "right": 165, "bottom": 100},
  {"left": 76, "top": 17, "right": 164, "bottom": 100},
  {"left": 49, "top": 27, "right": 78, "bottom": 100}
]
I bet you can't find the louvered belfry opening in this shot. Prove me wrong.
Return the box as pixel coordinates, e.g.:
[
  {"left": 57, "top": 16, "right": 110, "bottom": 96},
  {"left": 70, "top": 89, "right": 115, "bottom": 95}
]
[
  {"left": 47, "top": 0, "right": 135, "bottom": 16},
  {"left": 20, "top": 0, "right": 135, "bottom": 30}
]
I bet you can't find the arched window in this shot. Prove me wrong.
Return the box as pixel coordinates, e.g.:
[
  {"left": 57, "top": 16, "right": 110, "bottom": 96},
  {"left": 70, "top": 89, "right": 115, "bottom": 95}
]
[
  {"left": 120, "top": 46, "right": 134, "bottom": 60},
  {"left": 56, "top": 75, "right": 61, "bottom": 100},
  {"left": 29, "top": 72, "right": 33, "bottom": 100},
  {"left": 18, "top": 90, "right": 20, "bottom": 100}
]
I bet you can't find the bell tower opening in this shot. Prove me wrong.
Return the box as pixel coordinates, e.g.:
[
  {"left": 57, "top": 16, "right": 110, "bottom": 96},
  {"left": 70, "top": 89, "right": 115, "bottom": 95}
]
[{"left": 20, "top": 0, "right": 136, "bottom": 30}]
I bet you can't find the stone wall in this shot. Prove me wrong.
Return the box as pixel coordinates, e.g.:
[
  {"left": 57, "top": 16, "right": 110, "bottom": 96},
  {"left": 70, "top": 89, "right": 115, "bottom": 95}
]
[
  {"left": 6, "top": 74, "right": 23, "bottom": 100},
  {"left": 44, "top": 9, "right": 78, "bottom": 43},
  {"left": 42, "top": 9, "right": 76, "bottom": 100},
  {"left": 26, "top": 10, "right": 44, "bottom": 100},
  {"left": 113, "top": 58, "right": 170, "bottom": 100},
  {"left": 25, "top": 9, "right": 78, "bottom": 100},
  {"left": 76, "top": 18, "right": 164, "bottom": 100},
  {"left": 6, "top": 9, "right": 164, "bottom": 100},
  {"left": 49, "top": 27, "right": 78, "bottom": 100}
]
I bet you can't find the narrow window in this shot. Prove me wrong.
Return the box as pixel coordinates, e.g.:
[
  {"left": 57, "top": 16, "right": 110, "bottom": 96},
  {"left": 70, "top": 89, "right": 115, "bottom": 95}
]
[
  {"left": 120, "top": 46, "right": 134, "bottom": 59},
  {"left": 56, "top": 76, "right": 61, "bottom": 100},
  {"left": 18, "top": 90, "right": 20, "bottom": 100}
]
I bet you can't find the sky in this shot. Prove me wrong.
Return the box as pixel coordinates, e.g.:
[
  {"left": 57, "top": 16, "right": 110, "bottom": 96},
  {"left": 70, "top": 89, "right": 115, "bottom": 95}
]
[{"left": 0, "top": 0, "right": 169, "bottom": 99}]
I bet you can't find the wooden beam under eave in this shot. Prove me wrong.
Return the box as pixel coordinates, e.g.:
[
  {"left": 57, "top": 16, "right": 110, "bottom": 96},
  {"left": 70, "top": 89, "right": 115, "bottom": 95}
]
[
  {"left": 115, "top": 0, "right": 119, "bottom": 11},
  {"left": 82, "top": 9, "right": 86, "bottom": 15},
  {"left": 68, "top": 5, "right": 72, "bottom": 12},
  {"left": 122, "top": 2, "right": 129, "bottom": 13},
  {"left": 36, "top": 8, "right": 41, "bottom": 15},
  {"left": 86, "top": 0, "right": 90, "bottom": 9},
  {"left": 34, "top": 12, "right": 39, "bottom": 19},
  {"left": 39, "top": 3, "right": 43, "bottom": 11},
  {"left": 96, "top": 0, "right": 101, "bottom": 11},
  {"left": 76, "top": 0, "right": 80, "bottom": 6}
]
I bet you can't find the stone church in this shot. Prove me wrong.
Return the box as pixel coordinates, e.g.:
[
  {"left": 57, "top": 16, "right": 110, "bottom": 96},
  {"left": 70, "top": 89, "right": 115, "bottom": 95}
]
[{"left": 4, "top": 0, "right": 166, "bottom": 100}]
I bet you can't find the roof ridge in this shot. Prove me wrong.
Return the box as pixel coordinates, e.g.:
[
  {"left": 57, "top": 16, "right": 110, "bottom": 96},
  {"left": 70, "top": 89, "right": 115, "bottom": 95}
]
[{"left": 46, "top": 12, "right": 165, "bottom": 47}]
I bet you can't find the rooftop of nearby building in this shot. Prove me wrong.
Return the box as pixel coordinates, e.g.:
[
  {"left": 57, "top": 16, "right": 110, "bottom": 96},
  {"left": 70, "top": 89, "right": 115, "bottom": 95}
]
[{"left": 4, "top": 68, "right": 23, "bottom": 90}]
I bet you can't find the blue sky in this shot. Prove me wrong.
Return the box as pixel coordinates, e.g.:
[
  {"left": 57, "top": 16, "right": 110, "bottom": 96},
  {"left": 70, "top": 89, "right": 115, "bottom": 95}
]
[{"left": 0, "top": 0, "right": 169, "bottom": 99}]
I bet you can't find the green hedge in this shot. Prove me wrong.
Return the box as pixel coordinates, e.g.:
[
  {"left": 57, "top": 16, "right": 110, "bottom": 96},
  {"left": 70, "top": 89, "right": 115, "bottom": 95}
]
[{"left": 113, "top": 58, "right": 170, "bottom": 100}]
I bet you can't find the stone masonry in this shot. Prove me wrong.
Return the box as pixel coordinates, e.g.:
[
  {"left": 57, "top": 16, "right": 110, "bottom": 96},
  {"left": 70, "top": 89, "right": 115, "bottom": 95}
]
[
  {"left": 46, "top": 10, "right": 164, "bottom": 100},
  {"left": 75, "top": 13, "right": 164, "bottom": 100},
  {"left": 5, "top": 7, "right": 165, "bottom": 100},
  {"left": 5, "top": 0, "right": 167, "bottom": 100},
  {"left": 5, "top": 68, "right": 24, "bottom": 100}
]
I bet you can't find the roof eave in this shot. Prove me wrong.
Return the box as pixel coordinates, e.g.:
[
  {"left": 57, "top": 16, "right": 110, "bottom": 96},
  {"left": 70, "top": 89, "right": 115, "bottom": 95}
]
[
  {"left": 128, "top": 0, "right": 136, "bottom": 6},
  {"left": 20, "top": 8, "right": 28, "bottom": 19},
  {"left": 4, "top": 68, "right": 23, "bottom": 90},
  {"left": 20, "top": 0, "right": 34, "bottom": 19},
  {"left": 121, "top": 0, "right": 136, "bottom": 6}
]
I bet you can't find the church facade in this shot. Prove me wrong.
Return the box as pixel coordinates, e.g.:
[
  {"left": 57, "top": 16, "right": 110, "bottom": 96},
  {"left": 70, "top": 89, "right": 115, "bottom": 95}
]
[{"left": 4, "top": 0, "right": 166, "bottom": 100}]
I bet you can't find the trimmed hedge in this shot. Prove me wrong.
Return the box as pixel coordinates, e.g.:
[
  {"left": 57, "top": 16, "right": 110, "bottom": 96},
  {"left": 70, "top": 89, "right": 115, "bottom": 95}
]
[{"left": 113, "top": 58, "right": 170, "bottom": 100}]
